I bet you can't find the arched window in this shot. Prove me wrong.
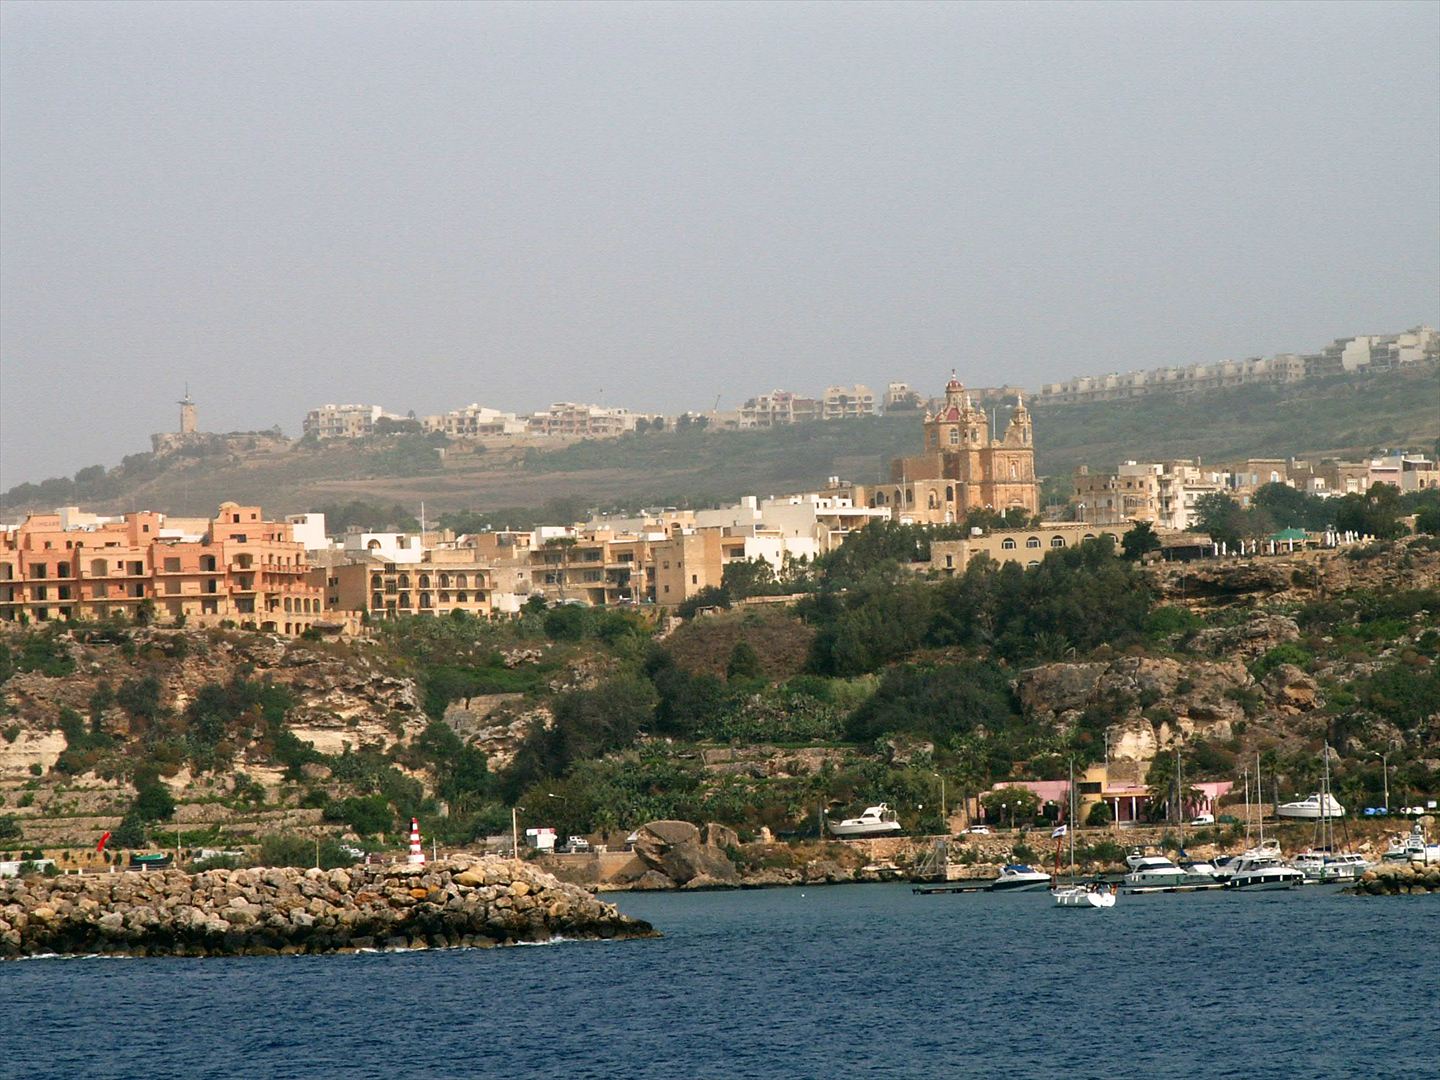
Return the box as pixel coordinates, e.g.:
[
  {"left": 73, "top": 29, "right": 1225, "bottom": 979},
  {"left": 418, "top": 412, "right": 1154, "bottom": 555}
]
[
  {"left": 90, "top": 558, "right": 109, "bottom": 576},
  {"left": 371, "top": 574, "right": 382, "bottom": 589},
  {"left": 398, "top": 574, "right": 410, "bottom": 588},
  {"left": 927, "top": 494, "right": 937, "bottom": 509},
  {"left": 1009, "top": 462, "right": 1017, "bottom": 479},
  {"left": 1083, "top": 534, "right": 1096, "bottom": 541},
  {"left": 372, "top": 592, "right": 383, "bottom": 609},
  {"left": 456, "top": 574, "right": 468, "bottom": 588},
  {"left": 457, "top": 591, "right": 468, "bottom": 603},
  {"left": 1050, "top": 536, "right": 1066, "bottom": 548},
  {"left": 419, "top": 574, "right": 431, "bottom": 589},
  {"left": 945, "top": 485, "right": 954, "bottom": 501},
  {"left": 1026, "top": 536, "right": 1041, "bottom": 549},
  {"left": 438, "top": 574, "right": 450, "bottom": 588},
  {"left": 1027, "top": 560, "right": 1040, "bottom": 568},
  {"left": 1001, "top": 538, "right": 1017, "bottom": 550}
]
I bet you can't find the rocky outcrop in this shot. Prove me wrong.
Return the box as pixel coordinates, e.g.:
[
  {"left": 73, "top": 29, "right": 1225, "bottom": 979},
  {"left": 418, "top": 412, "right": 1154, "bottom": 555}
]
[
  {"left": 0, "top": 858, "right": 656, "bottom": 958},
  {"left": 630, "top": 820, "right": 740, "bottom": 887},
  {"left": 1348, "top": 862, "right": 1440, "bottom": 895},
  {"left": 1190, "top": 612, "right": 1301, "bottom": 659},
  {"left": 1261, "top": 664, "right": 1322, "bottom": 714},
  {"left": 1017, "top": 656, "right": 1252, "bottom": 747}
]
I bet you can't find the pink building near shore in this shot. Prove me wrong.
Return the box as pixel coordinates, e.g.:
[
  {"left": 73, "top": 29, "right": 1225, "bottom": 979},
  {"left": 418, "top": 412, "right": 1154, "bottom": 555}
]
[{"left": 989, "top": 775, "right": 1234, "bottom": 825}]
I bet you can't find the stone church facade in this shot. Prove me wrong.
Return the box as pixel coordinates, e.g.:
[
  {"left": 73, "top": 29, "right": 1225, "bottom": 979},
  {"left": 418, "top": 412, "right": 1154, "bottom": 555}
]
[{"left": 856, "top": 375, "right": 1039, "bottom": 525}]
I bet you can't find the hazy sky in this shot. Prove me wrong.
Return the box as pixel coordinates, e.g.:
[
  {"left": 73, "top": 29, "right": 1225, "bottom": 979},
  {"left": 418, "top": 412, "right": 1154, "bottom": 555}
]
[{"left": 2, "top": 0, "right": 1437, "bottom": 483}]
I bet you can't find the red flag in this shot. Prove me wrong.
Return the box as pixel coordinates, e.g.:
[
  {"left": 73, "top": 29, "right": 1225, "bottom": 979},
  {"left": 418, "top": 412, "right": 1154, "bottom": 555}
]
[{"left": 97, "top": 831, "right": 112, "bottom": 852}]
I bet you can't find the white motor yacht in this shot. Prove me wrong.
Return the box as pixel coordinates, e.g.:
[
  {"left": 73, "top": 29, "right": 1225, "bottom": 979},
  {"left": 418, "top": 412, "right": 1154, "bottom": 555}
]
[
  {"left": 1291, "top": 850, "right": 1368, "bottom": 883},
  {"left": 1224, "top": 850, "right": 1305, "bottom": 890},
  {"left": 1123, "top": 855, "right": 1220, "bottom": 890},
  {"left": 1381, "top": 824, "right": 1440, "bottom": 865},
  {"left": 1277, "top": 793, "right": 1346, "bottom": 820},
  {"left": 1053, "top": 882, "right": 1117, "bottom": 908},
  {"left": 826, "top": 803, "right": 903, "bottom": 839},
  {"left": 989, "top": 864, "right": 1052, "bottom": 892}
]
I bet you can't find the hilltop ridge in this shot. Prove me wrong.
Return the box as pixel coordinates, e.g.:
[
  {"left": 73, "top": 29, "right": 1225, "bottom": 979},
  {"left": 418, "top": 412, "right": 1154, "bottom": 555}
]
[{"left": 2, "top": 365, "right": 1436, "bottom": 519}]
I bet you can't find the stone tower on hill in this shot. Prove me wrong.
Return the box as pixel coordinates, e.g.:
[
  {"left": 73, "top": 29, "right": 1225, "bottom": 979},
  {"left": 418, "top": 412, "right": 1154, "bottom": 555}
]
[
  {"left": 856, "top": 374, "right": 1039, "bottom": 525},
  {"left": 179, "top": 388, "right": 197, "bottom": 435}
]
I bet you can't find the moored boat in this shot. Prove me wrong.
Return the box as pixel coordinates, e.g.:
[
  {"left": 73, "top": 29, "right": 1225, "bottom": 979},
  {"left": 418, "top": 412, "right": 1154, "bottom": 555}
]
[
  {"left": 1053, "top": 883, "right": 1117, "bottom": 908},
  {"left": 826, "top": 803, "right": 903, "bottom": 839},
  {"left": 989, "top": 864, "right": 1052, "bottom": 892},
  {"left": 1224, "top": 850, "right": 1304, "bottom": 890},
  {"left": 1290, "top": 850, "right": 1367, "bottom": 883}
]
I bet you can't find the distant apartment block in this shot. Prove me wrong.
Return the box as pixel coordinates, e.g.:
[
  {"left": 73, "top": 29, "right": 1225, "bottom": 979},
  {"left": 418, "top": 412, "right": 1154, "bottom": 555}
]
[
  {"left": 420, "top": 404, "right": 527, "bottom": 438},
  {"left": 820, "top": 385, "right": 876, "bottom": 420},
  {"left": 1073, "top": 461, "right": 1226, "bottom": 531},
  {"left": 739, "top": 390, "right": 819, "bottom": 428},
  {"left": 0, "top": 503, "right": 322, "bottom": 634},
  {"left": 884, "top": 382, "right": 921, "bottom": 410},
  {"left": 1037, "top": 326, "right": 1437, "bottom": 406},
  {"left": 525, "top": 402, "right": 640, "bottom": 438},
  {"left": 303, "top": 404, "right": 393, "bottom": 440}
]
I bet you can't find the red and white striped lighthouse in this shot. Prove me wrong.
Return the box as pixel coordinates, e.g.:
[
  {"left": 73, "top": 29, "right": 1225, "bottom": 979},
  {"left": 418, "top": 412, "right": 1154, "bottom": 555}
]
[{"left": 407, "top": 817, "right": 425, "bottom": 864}]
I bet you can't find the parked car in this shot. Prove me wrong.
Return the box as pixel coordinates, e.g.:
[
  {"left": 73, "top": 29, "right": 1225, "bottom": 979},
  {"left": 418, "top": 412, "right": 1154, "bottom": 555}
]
[
  {"left": 963, "top": 825, "right": 992, "bottom": 835},
  {"left": 1189, "top": 814, "right": 1215, "bottom": 826},
  {"left": 557, "top": 836, "right": 592, "bottom": 853}
]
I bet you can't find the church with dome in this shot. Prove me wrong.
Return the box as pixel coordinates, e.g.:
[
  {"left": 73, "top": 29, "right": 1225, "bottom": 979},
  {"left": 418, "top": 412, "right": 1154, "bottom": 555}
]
[{"left": 855, "top": 375, "right": 1039, "bottom": 525}]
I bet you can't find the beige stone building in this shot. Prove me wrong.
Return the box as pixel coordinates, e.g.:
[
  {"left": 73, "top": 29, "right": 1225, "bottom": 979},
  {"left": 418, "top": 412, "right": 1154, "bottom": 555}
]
[
  {"left": 930, "top": 523, "right": 1125, "bottom": 575},
  {"left": 313, "top": 548, "right": 494, "bottom": 620},
  {"left": 1072, "top": 460, "right": 1225, "bottom": 531},
  {"left": 856, "top": 376, "right": 1038, "bottom": 525},
  {"left": 820, "top": 385, "right": 876, "bottom": 420}
]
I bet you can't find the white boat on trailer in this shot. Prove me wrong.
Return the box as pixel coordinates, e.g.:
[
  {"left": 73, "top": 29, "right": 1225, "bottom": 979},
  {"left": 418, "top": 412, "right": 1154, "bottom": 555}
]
[
  {"left": 1277, "top": 792, "right": 1346, "bottom": 820},
  {"left": 826, "top": 803, "right": 903, "bottom": 839}
]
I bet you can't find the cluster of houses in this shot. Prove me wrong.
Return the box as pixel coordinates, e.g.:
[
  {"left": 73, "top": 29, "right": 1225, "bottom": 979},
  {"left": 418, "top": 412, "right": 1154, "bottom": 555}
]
[{"left": 1036, "top": 325, "right": 1437, "bottom": 406}]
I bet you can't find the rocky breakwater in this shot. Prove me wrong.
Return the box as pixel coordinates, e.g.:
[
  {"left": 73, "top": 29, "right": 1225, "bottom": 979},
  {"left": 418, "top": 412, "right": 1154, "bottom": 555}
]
[
  {"left": 0, "top": 858, "right": 656, "bottom": 959},
  {"left": 1348, "top": 862, "right": 1440, "bottom": 896}
]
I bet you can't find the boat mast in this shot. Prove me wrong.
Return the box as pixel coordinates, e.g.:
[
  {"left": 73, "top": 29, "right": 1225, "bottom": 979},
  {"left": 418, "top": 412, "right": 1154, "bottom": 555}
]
[
  {"left": 1256, "top": 752, "right": 1265, "bottom": 847},
  {"left": 1069, "top": 759, "right": 1076, "bottom": 882},
  {"left": 1242, "top": 765, "right": 1251, "bottom": 848},
  {"left": 1176, "top": 743, "right": 1185, "bottom": 851}
]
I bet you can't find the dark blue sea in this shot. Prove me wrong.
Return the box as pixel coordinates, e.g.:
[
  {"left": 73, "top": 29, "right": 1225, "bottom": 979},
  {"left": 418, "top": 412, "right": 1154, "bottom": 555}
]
[{"left": 3, "top": 884, "right": 1436, "bottom": 1079}]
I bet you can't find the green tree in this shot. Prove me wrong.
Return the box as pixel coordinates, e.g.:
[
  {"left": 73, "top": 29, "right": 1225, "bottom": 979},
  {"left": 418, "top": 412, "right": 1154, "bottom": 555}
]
[
  {"left": 116, "top": 676, "right": 163, "bottom": 725},
  {"left": 721, "top": 557, "right": 778, "bottom": 600},
  {"left": 133, "top": 783, "right": 176, "bottom": 822},
  {"left": 677, "top": 586, "right": 731, "bottom": 619},
  {"left": 1121, "top": 521, "right": 1162, "bottom": 561},
  {"left": 726, "top": 640, "right": 763, "bottom": 681},
  {"left": 980, "top": 785, "right": 1040, "bottom": 827}
]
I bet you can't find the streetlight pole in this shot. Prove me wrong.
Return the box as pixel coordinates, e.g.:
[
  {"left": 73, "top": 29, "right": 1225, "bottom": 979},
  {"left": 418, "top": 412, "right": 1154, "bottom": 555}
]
[
  {"left": 511, "top": 806, "right": 522, "bottom": 858},
  {"left": 1372, "top": 751, "right": 1390, "bottom": 812}
]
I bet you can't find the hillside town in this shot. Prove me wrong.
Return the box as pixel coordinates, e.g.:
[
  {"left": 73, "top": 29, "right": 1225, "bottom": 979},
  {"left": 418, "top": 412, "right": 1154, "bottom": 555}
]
[
  {"left": 297, "top": 325, "right": 1439, "bottom": 445},
  {"left": 3, "top": 370, "right": 1435, "bottom": 637}
]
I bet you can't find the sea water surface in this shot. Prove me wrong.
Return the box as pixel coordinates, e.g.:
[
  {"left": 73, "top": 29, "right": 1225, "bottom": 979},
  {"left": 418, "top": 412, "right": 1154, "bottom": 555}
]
[{"left": 3, "top": 884, "right": 1436, "bottom": 1079}]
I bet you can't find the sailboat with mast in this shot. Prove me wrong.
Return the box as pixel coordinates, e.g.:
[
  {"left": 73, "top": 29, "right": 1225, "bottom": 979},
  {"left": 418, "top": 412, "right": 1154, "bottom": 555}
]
[
  {"left": 1290, "top": 744, "right": 1368, "bottom": 883},
  {"left": 1052, "top": 760, "right": 1117, "bottom": 909},
  {"left": 1222, "top": 753, "right": 1303, "bottom": 890}
]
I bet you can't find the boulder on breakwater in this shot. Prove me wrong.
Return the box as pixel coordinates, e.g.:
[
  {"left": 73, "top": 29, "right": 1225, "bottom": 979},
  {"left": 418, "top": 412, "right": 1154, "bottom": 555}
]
[
  {"left": 0, "top": 857, "right": 657, "bottom": 958},
  {"left": 1347, "top": 862, "right": 1440, "bottom": 896}
]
